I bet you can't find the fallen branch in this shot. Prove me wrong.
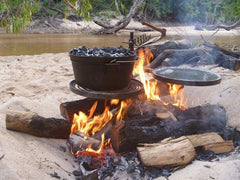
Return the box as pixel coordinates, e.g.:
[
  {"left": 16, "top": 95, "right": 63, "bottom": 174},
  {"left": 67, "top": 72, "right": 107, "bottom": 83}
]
[
  {"left": 205, "top": 19, "right": 240, "bottom": 31},
  {"left": 94, "top": 0, "right": 144, "bottom": 34}
]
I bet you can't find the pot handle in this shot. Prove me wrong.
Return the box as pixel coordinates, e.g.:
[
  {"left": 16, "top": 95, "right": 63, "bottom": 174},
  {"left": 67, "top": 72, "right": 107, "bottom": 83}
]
[{"left": 105, "top": 58, "right": 138, "bottom": 65}]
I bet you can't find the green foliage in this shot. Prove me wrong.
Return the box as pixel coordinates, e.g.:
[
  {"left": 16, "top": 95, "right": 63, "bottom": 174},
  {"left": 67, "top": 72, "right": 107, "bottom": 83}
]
[
  {"left": 0, "top": 0, "right": 239, "bottom": 33},
  {"left": 0, "top": 0, "right": 39, "bottom": 33}
]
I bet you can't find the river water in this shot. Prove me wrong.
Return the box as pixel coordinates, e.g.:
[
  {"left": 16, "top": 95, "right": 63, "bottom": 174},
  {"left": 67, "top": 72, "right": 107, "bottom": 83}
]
[{"left": 0, "top": 33, "right": 239, "bottom": 56}]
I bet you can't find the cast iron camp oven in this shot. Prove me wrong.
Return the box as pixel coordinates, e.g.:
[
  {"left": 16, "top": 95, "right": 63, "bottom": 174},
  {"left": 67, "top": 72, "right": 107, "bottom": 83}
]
[{"left": 69, "top": 46, "right": 137, "bottom": 91}]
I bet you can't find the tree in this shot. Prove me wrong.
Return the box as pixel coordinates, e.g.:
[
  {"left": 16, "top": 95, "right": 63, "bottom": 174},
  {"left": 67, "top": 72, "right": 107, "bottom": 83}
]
[{"left": 0, "top": 0, "right": 39, "bottom": 33}]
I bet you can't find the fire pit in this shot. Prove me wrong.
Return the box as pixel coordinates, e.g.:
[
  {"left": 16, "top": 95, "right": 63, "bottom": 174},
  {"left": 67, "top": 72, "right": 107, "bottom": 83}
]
[{"left": 59, "top": 36, "right": 239, "bottom": 180}]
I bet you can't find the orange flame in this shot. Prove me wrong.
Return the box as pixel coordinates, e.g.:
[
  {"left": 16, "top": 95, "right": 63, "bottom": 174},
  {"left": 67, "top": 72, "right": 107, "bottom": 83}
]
[
  {"left": 134, "top": 48, "right": 187, "bottom": 110},
  {"left": 70, "top": 101, "right": 113, "bottom": 136},
  {"left": 167, "top": 83, "right": 187, "bottom": 110},
  {"left": 134, "top": 48, "right": 160, "bottom": 100},
  {"left": 70, "top": 99, "right": 132, "bottom": 155},
  {"left": 85, "top": 133, "right": 106, "bottom": 154}
]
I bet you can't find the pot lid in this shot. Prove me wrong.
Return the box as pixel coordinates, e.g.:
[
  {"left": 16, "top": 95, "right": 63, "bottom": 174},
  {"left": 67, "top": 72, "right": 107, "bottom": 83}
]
[{"left": 152, "top": 67, "right": 221, "bottom": 86}]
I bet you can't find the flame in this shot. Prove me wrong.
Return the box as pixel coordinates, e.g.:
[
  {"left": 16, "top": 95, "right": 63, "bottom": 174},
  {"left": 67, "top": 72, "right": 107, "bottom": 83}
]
[
  {"left": 167, "top": 83, "right": 187, "bottom": 110},
  {"left": 85, "top": 133, "right": 106, "bottom": 154},
  {"left": 134, "top": 48, "right": 160, "bottom": 100},
  {"left": 70, "top": 99, "right": 131, "bottom": 156},
  {"left": 134, "top": 48, "right": 187, "bottom": 110},
  {"left": 70, "top": 101, "right": 113, "bottom": 136},
  {"left": 116, "top": 99, "right": 132, "bottom": 122}
]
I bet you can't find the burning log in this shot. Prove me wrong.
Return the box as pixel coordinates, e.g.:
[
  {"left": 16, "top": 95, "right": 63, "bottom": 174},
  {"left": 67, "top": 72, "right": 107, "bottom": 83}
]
[
  {"left": 111, "top": 104, "right": 227, "bottom": 153},
  {"left": 67, "top": 131, "right": 101, "bottom": 154},
  {"left": 137, "top": 136, "right": 196, "bottom": 168},
  {"left": 60, "top": 98, "right": 106, "bottom": 121},
  {"left": 5, "top": 110, "right": 71, "bottom": 139},
  {"left": 202, "top": 140, "right": 234, "bottom": 154}
]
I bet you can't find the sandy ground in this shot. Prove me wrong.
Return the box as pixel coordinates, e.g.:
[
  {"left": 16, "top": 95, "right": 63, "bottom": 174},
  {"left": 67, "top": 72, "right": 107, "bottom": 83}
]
[{"left": 0, "top": 52, "right": 240, "bottom": 179}]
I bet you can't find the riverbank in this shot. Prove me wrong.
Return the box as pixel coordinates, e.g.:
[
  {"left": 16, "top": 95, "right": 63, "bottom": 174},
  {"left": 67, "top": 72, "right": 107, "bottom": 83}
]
[
  {"left": 1, "top": 17, "right": 239, "bottom": 38},
  {"left": 0, "top": 52, "right": 240, "bottom": 179}
]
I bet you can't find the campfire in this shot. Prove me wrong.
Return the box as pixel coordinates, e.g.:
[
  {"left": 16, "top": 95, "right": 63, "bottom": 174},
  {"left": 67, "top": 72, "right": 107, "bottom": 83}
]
[
  {"left": 68, "top": 47, "right": 189, "bottom": 160},
  {"left": 4, "top": 34, "right": 240, "bottom": 180}
]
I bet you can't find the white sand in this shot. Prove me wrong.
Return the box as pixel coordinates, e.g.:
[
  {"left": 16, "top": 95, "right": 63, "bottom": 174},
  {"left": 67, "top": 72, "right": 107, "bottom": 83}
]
[{"left": 0, "top": 53, "right": 240, "bottom": 179}]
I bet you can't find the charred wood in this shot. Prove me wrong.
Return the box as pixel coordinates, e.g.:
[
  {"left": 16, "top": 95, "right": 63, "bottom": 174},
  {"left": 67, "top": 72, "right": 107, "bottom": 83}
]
[
  {"left": 5, "top": 111, "right": 71, "bottom": 139},
  {"left": 60, "top": 98, "right": 107, "bottom": 121},
  {"left": 150, "top": 48, "right": 203, "bottom": 68},
  {"left": 149, "top": 39, "right": 192, "bottom": 61},
  {"left": 111, "top": 104, "right": 227, "bottom": 153},
  {"left": 67, "top": 131, "right": 101, "bottom": 154}
]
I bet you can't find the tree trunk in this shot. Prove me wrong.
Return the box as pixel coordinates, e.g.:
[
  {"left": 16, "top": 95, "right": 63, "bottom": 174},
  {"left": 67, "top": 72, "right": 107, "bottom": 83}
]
[{"left": 94, "top": 0, "right": 144, "bottom": 34}]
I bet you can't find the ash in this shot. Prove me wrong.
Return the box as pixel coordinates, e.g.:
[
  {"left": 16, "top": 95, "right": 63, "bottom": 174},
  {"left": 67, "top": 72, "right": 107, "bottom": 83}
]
[
  {"left": 72, "top": 151, "right": 172, "bottom": 180},
  {"left": 69, "top": 46, "right": 135, "bottom": 57}
]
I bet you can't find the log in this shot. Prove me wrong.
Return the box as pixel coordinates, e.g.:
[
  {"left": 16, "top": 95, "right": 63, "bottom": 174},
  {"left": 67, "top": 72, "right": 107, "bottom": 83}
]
[
  {"left": 149, "top": 39, "right": 192, "bottom": 61},
  {"left": 60, "top": 98, "right": 106, "bottom": 121},
  {"left": 150, "top": 48, "right": 203, "bottom": 68},
  {"left": 187, "top": 132, "right": 224, "bottom": 147},
  {"left": 6, "top": 110, "right": 71, "bottom": 139},
  {"left": 202, "top": 140, "right": 234, "bottom": 154},
  {"left": 67, "top": 131, "right": 101, "bottom": 154},
  {"left": 137, "top": 136, "right": 196, "bottom": 168},
  {"left": 111, "top": 104, "right": 227, "bottom": 152}
]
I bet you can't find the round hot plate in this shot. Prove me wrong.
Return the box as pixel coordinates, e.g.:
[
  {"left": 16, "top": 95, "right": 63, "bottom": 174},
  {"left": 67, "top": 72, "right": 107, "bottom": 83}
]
[
  {"left": 152, "top": 67, "right": 221, "bottom": 86},
  {"left": 70, "top": 79, "right": 144, "bottom": 99}
]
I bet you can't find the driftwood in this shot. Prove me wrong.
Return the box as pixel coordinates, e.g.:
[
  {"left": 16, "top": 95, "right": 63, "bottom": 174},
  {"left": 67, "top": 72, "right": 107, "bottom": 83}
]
[
  {"left": 202, "top": 140, "right": 234, "bottom": 154},
  {"left": 150, "top": 48, "right": 203, "bottom": 68},
  {"left": 6, "top": 111, "right": 71, "bottom": 139},
  {"left": 137, "top": 136, "right": 196, "bottom": 168},
  {"left": 150, "top": 40, "right": 240, "bottom": 70},
  {"left": 149, "top": 39, "right": 192, "bottom": 61},
  {"left": 111, "top": 104, "right": 227, "bottom": 153},
  {"left": 93, "top": 0, "right": 144, "bottom": 34},
  {"left": 205, "top": 19, "right": 240, "bottom": 31}
]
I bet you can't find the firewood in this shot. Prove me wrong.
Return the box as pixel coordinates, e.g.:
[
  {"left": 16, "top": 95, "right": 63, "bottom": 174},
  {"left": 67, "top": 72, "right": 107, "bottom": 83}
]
[
  {"left": 202, "top": 140, "right": 234, "bottom": 154},
  {"left": 186, "top": 132, "right": 224, "bottom": 147},
  {"left": 111, "top": 104, "right": 227, "bottom": 153},
  {"left": 137, "top": 136, "right": 196, "bottom": 168},
  {"left": 5, "top": 110, "right": 71, "bottom": 139},
  {"left": 155, "top": 112, "right": 170, "bottom": 119},
  {"left": 155, "top": 111, "right": 178, "bottom": 121},
  {"left": 60, "top": 98, "right": 106, "bottom": 121},
  {"left": 67, "top": 131, "right": 101, "bottom": 154}
]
